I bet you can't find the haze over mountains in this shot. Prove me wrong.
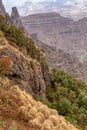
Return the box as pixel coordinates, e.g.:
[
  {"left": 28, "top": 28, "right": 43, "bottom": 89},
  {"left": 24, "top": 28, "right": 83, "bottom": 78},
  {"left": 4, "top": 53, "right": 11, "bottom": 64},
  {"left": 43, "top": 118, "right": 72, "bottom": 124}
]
[{"left": 2, "top": 0, "right": 87, "bottom": 20}]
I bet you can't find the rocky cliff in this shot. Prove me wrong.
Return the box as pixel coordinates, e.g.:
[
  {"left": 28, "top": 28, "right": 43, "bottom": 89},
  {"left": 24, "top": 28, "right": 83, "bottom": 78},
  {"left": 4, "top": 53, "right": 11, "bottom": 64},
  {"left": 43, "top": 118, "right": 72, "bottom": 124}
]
[
  {"left": 21, "top": 13, "right": 87, "bottom": 61},
  {"left": 0, "top": 0, "right": 6, "bottom": 15},
  {"left": 31, "top": 34, "right": 87, "bottom": 83},
  {"left": 0, "top": 36, "right": 52, "bottom": 97},
  {"left": 20, "top": 12, "right": 87, "bottom": 83},
  {"left": 11, "top": 7, "right": 23, "bottom": 27}
]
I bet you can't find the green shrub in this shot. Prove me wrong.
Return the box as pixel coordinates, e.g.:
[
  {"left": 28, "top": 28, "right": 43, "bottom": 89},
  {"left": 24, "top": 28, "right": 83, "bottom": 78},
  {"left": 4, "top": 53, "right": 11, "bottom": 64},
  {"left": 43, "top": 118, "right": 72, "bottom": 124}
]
[
  {"left": 78, "top": 92, "right": 87, "bottom": 110},
  {"left": 57, "top": 98, "right": 73, "bottom": 116},
  {"left": 0, "top": 121, "right": 5, "bottom": 126},
  {"left": 0, "top": 14, "right": 41, "bottom": 60},
  {"left": 46, "top": 68, "right": 87, "bottom": 129}
]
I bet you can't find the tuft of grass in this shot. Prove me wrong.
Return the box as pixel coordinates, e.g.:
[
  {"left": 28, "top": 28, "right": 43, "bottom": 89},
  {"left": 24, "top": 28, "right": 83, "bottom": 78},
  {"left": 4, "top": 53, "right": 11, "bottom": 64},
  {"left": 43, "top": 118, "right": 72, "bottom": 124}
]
[
  {"left": 0, "top": 121, "right": 5, "bottom": 126},
  {"left": 10, "top": 127, "right": 17, "bottom": 130}
]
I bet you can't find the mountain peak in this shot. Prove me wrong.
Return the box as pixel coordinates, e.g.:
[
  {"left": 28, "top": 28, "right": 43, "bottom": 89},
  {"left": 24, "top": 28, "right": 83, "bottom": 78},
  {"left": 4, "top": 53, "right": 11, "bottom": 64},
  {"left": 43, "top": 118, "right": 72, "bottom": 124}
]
[
  {"left": 11, "top": 7, "right": 23, "bottom": 27},
  {"left": 0, "top": 0, "right": 6, "bottom": 15}
]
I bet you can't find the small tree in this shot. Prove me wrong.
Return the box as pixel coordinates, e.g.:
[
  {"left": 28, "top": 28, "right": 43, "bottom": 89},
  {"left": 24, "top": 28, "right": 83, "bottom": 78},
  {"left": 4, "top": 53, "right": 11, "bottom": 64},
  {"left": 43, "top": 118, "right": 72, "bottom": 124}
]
[{"left": 57, "top": 98, "right": 73, "bottom": 116}]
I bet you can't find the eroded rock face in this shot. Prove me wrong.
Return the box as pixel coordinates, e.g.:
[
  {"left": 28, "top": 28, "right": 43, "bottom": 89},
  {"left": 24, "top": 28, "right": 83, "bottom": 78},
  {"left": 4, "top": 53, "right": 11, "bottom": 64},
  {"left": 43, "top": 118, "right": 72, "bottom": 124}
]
[
  {"left": 0, "top": 42, "right": 52, "bottom": 97},
  {"left": 20, "top": 12, "right": 87, "bottom": 83},
  {"left": 11, "top": 7, "right": 23, "bottom": 27},
  {"left": 0, "top": 0, "right": 6, "bottom": 15},
  {"left": 21, "top": 12, "right": 87, "bottom": 60},
  {"left": 31, "top": 34, "right": 87, "bottom": 83}
]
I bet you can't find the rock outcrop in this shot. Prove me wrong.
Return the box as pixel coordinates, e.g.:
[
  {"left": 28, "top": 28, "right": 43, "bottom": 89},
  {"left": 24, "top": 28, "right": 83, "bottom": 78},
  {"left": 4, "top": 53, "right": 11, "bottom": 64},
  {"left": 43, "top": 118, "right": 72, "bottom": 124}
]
[
  {"left": 0, "top": 0, "right": 6, "bottom": 15},
  {"left": 11, "top": 7, "right": 23, "bottom": 27},
  {"left": 0, "top": 37, "right": 52, "bottom": 97}
]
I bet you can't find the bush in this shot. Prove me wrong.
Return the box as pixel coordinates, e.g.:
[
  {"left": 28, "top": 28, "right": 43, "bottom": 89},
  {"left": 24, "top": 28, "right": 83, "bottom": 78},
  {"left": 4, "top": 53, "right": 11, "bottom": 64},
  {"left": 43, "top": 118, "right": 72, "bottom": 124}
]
[
  {"left": 78, "top": 92, "right": 87, "bottom": 110},
  {"left": 46, "top": 68, "right": 87, "bottom": 129},
  {"left": 57, "top": 98, "right": 73, "bottom": 116}
]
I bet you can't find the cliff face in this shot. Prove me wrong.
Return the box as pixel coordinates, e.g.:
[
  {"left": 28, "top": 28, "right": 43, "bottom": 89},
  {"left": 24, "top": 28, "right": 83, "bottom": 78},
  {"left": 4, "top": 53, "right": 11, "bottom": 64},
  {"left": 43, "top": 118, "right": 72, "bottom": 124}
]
[
  {"left": 0, "top": 38, "right": 52, "bottom": 97},
  {"left": 20, "top": 12, "right": 87, "bottom": 83},
  {"left": 0, "top": 0, "right": 6, "bottom": 15},
  {"left": 31, "top": 34, "right": 87, "bottom": 83},
  {"left": 11, "top": 7, "right": 23, "bottom": 27},
  {"left": 21, "top": 13, "right": 87, "bottom": 60}
]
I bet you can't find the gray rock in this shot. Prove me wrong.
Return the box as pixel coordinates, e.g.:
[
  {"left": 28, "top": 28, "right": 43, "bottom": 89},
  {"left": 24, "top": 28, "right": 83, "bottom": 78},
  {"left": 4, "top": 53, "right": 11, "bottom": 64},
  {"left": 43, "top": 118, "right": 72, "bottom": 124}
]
[
  {"left": 0, "top": 0, "right": 6, "bottom": 15},
  {"left": 11, "top": 7, "right": 23, "bottom": 27},
  {"left": 0, "top": 44, "right": 52, "bottom": 97}
]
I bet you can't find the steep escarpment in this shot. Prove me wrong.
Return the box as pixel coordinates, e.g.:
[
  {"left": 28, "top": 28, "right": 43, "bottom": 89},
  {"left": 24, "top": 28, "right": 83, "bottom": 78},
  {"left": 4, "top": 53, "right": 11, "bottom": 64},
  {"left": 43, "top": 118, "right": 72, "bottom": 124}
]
[
  {"left": 21, "top": 13, "right": 87, "bottom": 61},
  {"left": 0, "top": 14, "right": 52, "bottom": 97},
  {"left": 20, "top": 12, "right": 87, "bottom": 83},
  {"left": 31, "top": 34, "right": 86, "bottom": 83}
]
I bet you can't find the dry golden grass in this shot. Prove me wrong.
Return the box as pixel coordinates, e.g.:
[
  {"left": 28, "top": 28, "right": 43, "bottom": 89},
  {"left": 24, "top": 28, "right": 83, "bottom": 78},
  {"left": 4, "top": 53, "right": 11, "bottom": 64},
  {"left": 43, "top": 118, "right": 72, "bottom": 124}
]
[{"left": 0, "top": 77, "right": 78, "bottom": 130}]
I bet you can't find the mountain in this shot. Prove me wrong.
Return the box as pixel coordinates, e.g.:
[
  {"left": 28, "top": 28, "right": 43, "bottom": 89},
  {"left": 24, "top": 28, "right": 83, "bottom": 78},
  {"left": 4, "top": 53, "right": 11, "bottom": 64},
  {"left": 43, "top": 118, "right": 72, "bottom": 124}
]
[
  {"left": 20, "top": 12, "right": 87, "bottom": 83},
  {"left": 2, "top": 0, "right": 87, "bottom": 20},
  {"left": 31, "top": 34, "right": 87, "bottom": 83},
  {"left": 0, "top": 2, "right": 79, "bottom": 130},
  {"left": 0, "top": 1, "right": 87, "bottom": 129},
  {"left": 17, "top": 0, "right": 87, "bottom": 20},
  {"left": 21, "top": 12, "right": 87, "bottom": 60}
]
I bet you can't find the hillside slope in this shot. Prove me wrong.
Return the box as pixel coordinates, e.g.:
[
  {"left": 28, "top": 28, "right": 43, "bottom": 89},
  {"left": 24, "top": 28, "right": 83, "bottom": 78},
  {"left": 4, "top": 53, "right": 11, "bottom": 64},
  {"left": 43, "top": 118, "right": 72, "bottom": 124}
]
[
  {"left": 0, "top": 13, "right": 52, "bottom": 97},
  {"left": 31, "top": 34, "right": 87, "bottom": 83},
  {"left": 0, "top": 77, "right": 78, "bottom": 130}
]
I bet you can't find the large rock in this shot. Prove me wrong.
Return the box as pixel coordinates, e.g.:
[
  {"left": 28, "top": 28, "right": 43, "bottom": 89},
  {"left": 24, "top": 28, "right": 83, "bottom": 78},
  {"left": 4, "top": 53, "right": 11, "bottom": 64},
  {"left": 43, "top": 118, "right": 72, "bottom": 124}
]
[
  {"left": 0, "top": 0, "right": 6, "bottom": 15},
  {"left": 11, "top": 7, "right": 23, "bottom": 27},
  {"left": 0, "top": 41, "right": 52, "bottom": 97}
]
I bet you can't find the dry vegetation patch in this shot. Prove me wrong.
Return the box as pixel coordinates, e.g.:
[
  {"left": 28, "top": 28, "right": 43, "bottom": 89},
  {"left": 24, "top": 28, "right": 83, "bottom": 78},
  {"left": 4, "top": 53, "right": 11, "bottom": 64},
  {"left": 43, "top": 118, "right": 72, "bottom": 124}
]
[{"left": 0, "top": 77, "right": 78, "bottom": 130}]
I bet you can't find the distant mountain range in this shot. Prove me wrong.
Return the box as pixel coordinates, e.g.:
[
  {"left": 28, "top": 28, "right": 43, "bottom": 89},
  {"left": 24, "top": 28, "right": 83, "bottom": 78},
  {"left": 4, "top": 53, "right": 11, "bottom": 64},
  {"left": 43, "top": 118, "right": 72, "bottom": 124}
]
[
  {"left": 18, "top": 0, "right": 87, "bottom": 20},
  {"left": 2, "top": 0, "right": 87, "bottom": 20}
]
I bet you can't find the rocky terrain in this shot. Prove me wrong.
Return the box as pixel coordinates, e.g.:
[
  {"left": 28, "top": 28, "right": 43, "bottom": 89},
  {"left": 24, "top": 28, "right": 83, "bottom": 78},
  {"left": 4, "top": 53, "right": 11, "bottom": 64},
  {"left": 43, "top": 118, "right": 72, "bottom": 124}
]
[
  {"left": 31, "top": 34, "right": 87, "bottom": 83},
  {"left": 21, "top": 12, "right": 87, "bottom": 60},
  {"left": 0, "top": 1, "right": 80, "bottom": 129},
  {"left": 0, "top": 1, "right": 87, "bottom": 129},
  {"left": 20, "top": 12, "right": 87, "bottom": 83},
  {"left": 0, "top": 39, "right": 52, "bottom": 97},
  {"left": 11, "top": 5, "right": 87, "bottom": 82}
]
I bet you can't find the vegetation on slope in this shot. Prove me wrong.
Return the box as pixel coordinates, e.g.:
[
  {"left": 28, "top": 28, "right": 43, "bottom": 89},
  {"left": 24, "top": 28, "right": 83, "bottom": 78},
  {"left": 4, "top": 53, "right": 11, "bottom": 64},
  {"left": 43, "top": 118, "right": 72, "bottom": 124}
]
[
  {"left": 0, "top": 14, "right": 41, "bottom": 60},
  {"left": 34, "top": 68, "right": 87, "bottom": 130},
  {"left": 0, "top": 12, "right": 86, "bottom": 130},
  {"left": 0, "top": 76, "right": 78, "bottom": 130}
]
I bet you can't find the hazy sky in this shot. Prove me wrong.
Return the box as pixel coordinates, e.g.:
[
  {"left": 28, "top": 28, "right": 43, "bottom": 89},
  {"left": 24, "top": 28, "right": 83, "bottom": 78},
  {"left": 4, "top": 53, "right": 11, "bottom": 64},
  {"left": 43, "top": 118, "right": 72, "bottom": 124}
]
[
  {"left": 2, "top": 0, "right": 56, "bottom": 6},
  {"left": 2, "top": 0, "right": 87, "bottom": 18},
  {"left": 2, "top": 0, "right": 87, "bottom": 8}
]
